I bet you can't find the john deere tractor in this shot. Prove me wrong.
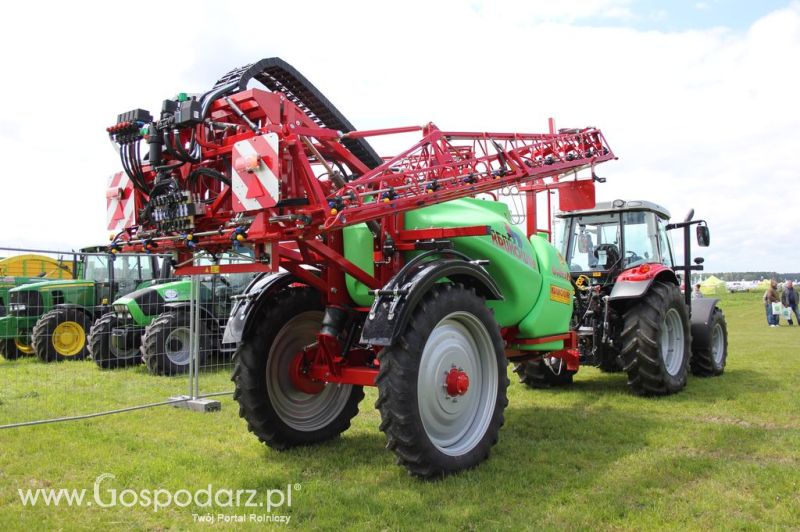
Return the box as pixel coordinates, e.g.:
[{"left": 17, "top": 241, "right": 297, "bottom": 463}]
[
  {"left": 515, "top": 200, "right": 728, "bottom": 395},
  {"left": 89, "top": 266, "right": 257, "bottom": 375},
  {"left": 0, "top": 249, "right": 164, "bottom": 362}
]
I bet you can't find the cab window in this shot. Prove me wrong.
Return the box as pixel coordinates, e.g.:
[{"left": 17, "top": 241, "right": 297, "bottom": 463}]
[
  {"left": 621, "top": 211, "right": 661, "bottom": 267},
  {"left": 84, "top": 255, "right": 108, "bottom": 282},
  {"left": 564, "top": 214, "right": 621, "bottom": 271}
]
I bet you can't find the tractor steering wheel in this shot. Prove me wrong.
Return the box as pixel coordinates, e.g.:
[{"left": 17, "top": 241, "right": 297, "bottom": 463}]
[
  {"left": 594, "top": 244, "right": 620, "bottom": 269},
  {"left": 626, "top": 250, "right": 643, "bottom": 264}
]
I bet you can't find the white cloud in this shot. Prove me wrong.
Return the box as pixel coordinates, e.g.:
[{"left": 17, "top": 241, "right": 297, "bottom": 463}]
[{"left": 0, "top": 0, "right": 797, "bottom": 272}]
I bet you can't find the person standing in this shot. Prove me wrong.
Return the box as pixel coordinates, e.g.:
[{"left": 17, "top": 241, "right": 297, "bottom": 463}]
[
  {"left": 765, "top": 279, "right": 780, "bottom": 327},
  {"left": 692, "top": 283, "right": 704, "bottom": 299},
  {"left": 781, "top": 280, "right": 800, "bottom": 326}
]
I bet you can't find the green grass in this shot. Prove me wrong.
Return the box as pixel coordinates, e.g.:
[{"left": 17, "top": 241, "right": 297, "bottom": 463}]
[{"left": 1, "top": 292, "right": 798, "bottom": 530}]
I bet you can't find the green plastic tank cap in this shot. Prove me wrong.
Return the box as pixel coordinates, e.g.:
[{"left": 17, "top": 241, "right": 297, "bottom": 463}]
[{"left": 177, "top": 92, "right": 188, "bottom": 102}]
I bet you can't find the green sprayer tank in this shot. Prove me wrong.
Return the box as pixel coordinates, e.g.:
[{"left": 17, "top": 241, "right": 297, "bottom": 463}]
[{"left": 344, "top": 197, "right": 573, "bottom": 351}]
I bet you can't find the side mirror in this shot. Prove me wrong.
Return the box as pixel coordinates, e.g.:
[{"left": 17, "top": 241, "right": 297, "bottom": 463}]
[{"left": 696, "top": 225, "right": 710, "bottom": 247}]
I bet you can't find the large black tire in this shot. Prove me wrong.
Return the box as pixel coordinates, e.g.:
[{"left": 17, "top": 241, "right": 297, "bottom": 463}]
[
  {"left": 376, "top": 284, "right": 508, "bottom": 478},
  {"left": 691, "top": 307, "right": 728, "bottom": 377},
  {"left": 515, "top": 356, "right": 576, "bottom": 388},
  {"left": 232, "top": 288, "right": 364, "bottom": 449},
  {"left": 0, "top": 339, "right": 22, "bottom": 360},
  {"left": 88, "top": 313, "right": 142, "bottom": 370},
  {"left": 31, "top": 308, "right": 93, "bottom": 362},
  {"left": 621, "top": 282, "right": 690, "bottom": 396},
  {"left": 141, "top": 309, "right": 213, "bottom": 376},
  {"left": 597, "top": 347, "right": 623, "bottom": 373}
]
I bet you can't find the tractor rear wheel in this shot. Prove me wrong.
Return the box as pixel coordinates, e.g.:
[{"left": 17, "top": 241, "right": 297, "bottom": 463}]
[
  {"left": 515, "top": 356, "right": 575, "bottom": 388},
  {"left": 0, "top": 339, "right": 22, "bottom": 360},
  {"left": 691, "top": 307, "right": 728, "bottom": 377},
  {"left": 32, "top": 308, "right": 93, "bottom": 362},
  {"left": 376, "top": 284, "right": 508, "bottom": 478},
  {"left": 141, "top": 309, "right": 212, "bottom": 376},
  {"left": 232, "top": 287, "right": 364, "bottom": 449},
  {"left": 621, "top": 282, "right": 690, "bottom": 395},
  {"left": 88, "top": 313, "right": 141, "bottom": 370}
]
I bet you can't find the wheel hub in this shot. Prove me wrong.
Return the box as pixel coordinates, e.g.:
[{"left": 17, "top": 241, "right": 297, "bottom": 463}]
[
  {"left": 52, "top": 321, "right": 85, "bottom": 356},
  {"left": 289, "top": 351, "right": 325, "bottom": 395},
  {"left": 14, "top": 337, "right": 34, "bottom": 355},
  {"left": 445, "top": 367, "right": 470, "bottom": 396},
  {"left": 266, "top": 310, "right": 355, "bottom": 432},
  {"left": 164, "top": 327, "right": 191, "bottom": 366}
]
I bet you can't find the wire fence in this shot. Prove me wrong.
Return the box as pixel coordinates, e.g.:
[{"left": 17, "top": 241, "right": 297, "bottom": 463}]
[{"left": 0, "top": 246, "right": 250, "bottom": 428}]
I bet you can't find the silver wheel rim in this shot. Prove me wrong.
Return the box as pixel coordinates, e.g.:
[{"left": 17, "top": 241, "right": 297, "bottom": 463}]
[
  {"left": 417, "top": 311, "right": 497, "bottom": 456},
  {"left": 711, "top": 322, "right": 724, "bottom": 365},
  {"left": 661, "top": 308, "right": 685, "bottom": 376},
  {"left": 165, "top": 327, "right": 191, "bottom": 366},
  {"left": 266, "top": 311, "right": 354, "bottom": 432},
  {"left": 110, "top": 328, "right": 138, "bottom": 360}
]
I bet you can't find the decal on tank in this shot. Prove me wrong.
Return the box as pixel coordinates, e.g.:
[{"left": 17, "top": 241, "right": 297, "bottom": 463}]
[
  {"left": 550, "top": 285, "right": 571, "bottom": 304},
  {"left": 490, "top": 224, "right": 537, "bottom": 269}
]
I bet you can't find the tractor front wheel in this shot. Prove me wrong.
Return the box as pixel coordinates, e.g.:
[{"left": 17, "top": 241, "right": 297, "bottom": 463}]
[
  {"left": 32, "top": 308, "right": 93, "bottom": 362},
  {"left": 232, "top": 287, "right": 364, "bottom": 449},
  {"left": 515, "top": 356, "right": 576, "bottom": 388},
  {"left": 141, "top": 309, "right": 212, "bottom": 376},
  {"left": 621, "top": 281, "right": 690, "bottom": 395},
  {"left": 691, "top": 307, "right": 728, "bottom": 376},
  {"left": 376, "top": 284, "right": 508, "bottom": 478},
  {"left": 88, "top": 313, "right": 142, "bottom": 370}
]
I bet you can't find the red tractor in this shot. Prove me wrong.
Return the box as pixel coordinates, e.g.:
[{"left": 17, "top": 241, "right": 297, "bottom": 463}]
[
  {"left": 105, "top": 58, "right": 622, "bottom": 477},
  {"left": 515, "top": 199, "right": 728, "bottom": 394}
]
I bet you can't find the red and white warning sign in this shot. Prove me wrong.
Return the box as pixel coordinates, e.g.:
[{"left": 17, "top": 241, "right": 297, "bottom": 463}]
[
  {"left": 232, "top": 133, "right": 281, "bottom": 212},
  {"left": 106, "top": 171, "right": 136, "bottom": 231}
]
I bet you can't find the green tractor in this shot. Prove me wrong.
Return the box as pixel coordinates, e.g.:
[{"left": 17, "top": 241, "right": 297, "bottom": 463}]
[
  {"left": 89, "top": 268, "right": 257, "bottom": 375},
  {"left": 0, "top": 249, "right": 164, "bottom": 362}
]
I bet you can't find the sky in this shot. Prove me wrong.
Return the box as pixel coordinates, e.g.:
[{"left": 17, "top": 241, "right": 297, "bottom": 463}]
[{"left": 0, "top": 0, "right": 797, "bottom": 272}]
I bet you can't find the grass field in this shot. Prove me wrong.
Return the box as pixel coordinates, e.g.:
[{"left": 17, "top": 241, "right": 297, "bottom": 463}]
[{"left": 0, "top": 291, "right": 798, "bottom": 530}]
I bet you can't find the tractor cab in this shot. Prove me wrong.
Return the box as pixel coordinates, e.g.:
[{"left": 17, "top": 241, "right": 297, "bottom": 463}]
[
  {"left": 78, "top": 246, "right": 163, "bottom": 307},
  {"left": 555, "top": 200, "right": 674, "bottom": 280}
]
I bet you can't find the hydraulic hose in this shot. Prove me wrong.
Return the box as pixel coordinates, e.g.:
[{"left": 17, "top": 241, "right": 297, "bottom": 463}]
[{"left": 188, "top": 167, "right": 231, "bottom": 186}]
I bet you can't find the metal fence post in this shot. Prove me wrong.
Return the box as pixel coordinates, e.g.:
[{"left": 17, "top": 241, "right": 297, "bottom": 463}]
[
  {"left": 188, "top": 274, "right": 197, "bottom": 399},
  {"left": 172, "top": 273, "right": 220, "bottom": 412}
]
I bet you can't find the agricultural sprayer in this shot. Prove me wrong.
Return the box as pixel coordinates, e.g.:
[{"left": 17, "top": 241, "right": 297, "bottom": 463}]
[{"left": 105, "top": 57, "right": 618, "bottom": 477}]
